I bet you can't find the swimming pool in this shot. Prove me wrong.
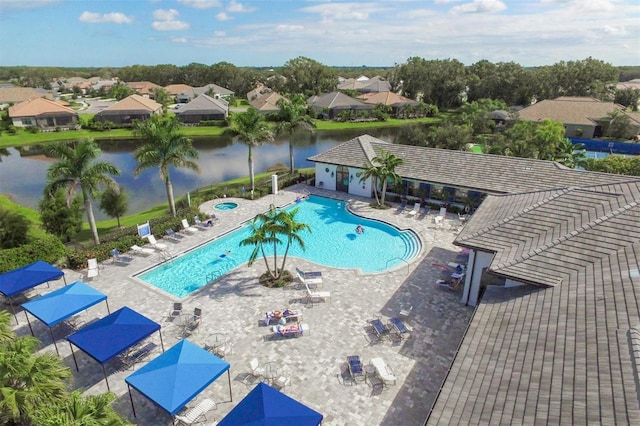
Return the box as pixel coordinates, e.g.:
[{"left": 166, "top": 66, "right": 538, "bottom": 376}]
[{"left": 137, "top": 195, "right": 421, "bottom": 298}]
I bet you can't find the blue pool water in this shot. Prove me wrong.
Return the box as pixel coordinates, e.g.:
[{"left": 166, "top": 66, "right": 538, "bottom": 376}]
[{"left": 138, "top": 195, "right": 421, "bottom": 297}]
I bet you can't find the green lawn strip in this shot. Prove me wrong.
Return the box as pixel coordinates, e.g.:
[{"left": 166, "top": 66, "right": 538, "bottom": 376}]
[{"left": 0, "top": 194, "right": 48, "bottom": 239}]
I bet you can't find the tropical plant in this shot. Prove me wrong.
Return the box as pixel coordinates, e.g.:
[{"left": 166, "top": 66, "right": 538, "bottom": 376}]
[
  {"left": 0, "top": 209, "right": 29, "bottom": 249},
  {"left": 133, "top": 115, "right": 200, "bottom": 217},
  {"left": 31, "top": 390, "right": 131, "bottom": 426},
  {"left": 99, "top": 185, "right": 128, "bottom": 228},
  {"left": 227, "top": 108, "right": 274, "bottom": 197},
  {"left": 240, "top": 205, "right": 310, "bottom": 281},
  {"left": 533, "top": 119, "right": 566, "bottom": 160},
  {"left": 553, "top": 139, "right": 587, "bottom": 169},
  {"left": 39, "top": 188, "right": 83, "bottom": 242},
  {"left": 274, "top": 95, "right": 316, "bottom": 173},
  {"left": 605, "top": 109, "right": 634, "bottom": 140},
  {"left": 45, "top": 139, "right": 120, "bottom": 245},
  {"left": 357, "top": 149, "right": 404, "bottom": 207}
]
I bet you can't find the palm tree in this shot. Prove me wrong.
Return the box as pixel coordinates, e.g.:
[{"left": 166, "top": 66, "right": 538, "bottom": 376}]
[
  {"left": 133, "top": 115, "right": 200, "bottom": 217},
  {"left": 553, "top": 139, "right": 587, "bottom": 169},
  {"left": 240, "top": 205, "right": 310, "bottom": 280},
  {"left": 32, "top": 391, "right": 130, "bottom": 426},
  {"left": 227, "top": 108, "right": 274, "bottom": 197},
  {"left": 46, "top": 139, "right": 120, "bottom": 245},
  {"left": 357, "top": 149, "right": 404, "bottom": 207},
  {"left": 274, "top": 95, "right": 316, "bottom": 173}
]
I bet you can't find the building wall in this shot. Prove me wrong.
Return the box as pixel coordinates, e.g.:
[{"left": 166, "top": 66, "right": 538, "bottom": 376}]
[
  {"left": 347, "top": 167, "right": 371, "bottom": 197},
  {"left": 565, "top": 123, "right": 596, "bottom": 139},
  {"left": 315, "top": 164, "right": 337, "bottom": 191}
]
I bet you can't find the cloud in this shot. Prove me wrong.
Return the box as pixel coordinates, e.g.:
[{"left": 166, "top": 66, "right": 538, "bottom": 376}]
[
  {"left": 177, "top": 0, "right": 221, "bottom": 9},
  {"left": 451, "top": 0, "right": 507, "bottom": 14},
  {"left": 171, "top": 36, "right": 188, "bottom": 43},
  {"left": 227, "top": 0, "right": 255, "bottom": 13},
  {"left": 216, "top": 12, "right": 231, "bottom": 21},
  {"left": 540, "top": 0, "right": 615, "bottom": 11},
  {"left": 603, "top": 25, "right": 626, "bottom": 35},
  {"left": 275, "top": 24, "right": 305, "bottom": 33},
  {"left": 0, "top": 0, "right": 60, "bottom": 9},
  {"left": 214, "top": 30, "right": 226, "bottom": 37},
  {"left": 301, "top": 2, "right": 389, "bottom": 22},
  {"left": 79, "top": 11, "right": 133, "bottom": 24},
  {"left": 152, "top": 8, "right": 190, "bottom": 31}
]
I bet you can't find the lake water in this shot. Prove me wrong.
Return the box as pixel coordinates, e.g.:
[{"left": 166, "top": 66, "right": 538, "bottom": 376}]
[{"left": 0, "top": 128, "right": 400, "bottom": 219}]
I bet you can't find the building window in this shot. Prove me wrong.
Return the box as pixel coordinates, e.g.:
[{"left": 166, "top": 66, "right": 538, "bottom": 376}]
[{"left": 22, "top": 118, "right": 32, "bottom": 125}]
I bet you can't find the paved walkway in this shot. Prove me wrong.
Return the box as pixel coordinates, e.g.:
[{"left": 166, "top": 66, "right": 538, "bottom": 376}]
[{"left": 11, "top": 185, "right": 475, "bottom": 426}]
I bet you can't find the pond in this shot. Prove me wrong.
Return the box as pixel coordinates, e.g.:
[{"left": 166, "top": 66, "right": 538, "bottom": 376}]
[{"left": 0, "top": 128, "right": 401, "bottom": 219}]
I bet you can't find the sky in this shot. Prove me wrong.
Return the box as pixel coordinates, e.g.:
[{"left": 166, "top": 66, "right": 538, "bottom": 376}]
[{"left": 0, "top": 0, "right": 639, "bottom": 68}]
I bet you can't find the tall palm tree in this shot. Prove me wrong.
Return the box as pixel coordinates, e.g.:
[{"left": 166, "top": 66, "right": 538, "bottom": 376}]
[
  {"left": 227, "top": 108, "right": 274, "bottom": 197},
  {"left": 274, "top": 95, "right": 316, "bottom": 173},
  {"left": 357, "top": 149, "right": 404, "bottom": 207},
  {"left": 133, "top": 115, "right": 200, "bottom": 217},
  {"left": 240, "top": 205, "right": 310, "bottom": 280},
  {"left": 553, "top": 139, "right": 587, "bottom": 169},
  {"left": 46, "top": 139, "right": 120, "bottom": 245}
]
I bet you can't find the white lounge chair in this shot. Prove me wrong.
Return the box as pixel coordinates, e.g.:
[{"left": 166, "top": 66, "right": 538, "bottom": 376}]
[
  {"left": 131, "top": 244, "right": 154, "bottom": 256},
  {"left": 304, "top": 282, "right": 331, "bottom": 305},
  {"left": 370, "top": 357, "right": 397, "bottom": 386},
  {"left": 87, "top": 258, "right": 100, "bottom": 279},
  {"left": 407, "top": 202, "right": 421, "bottom": 217},
  {"left": 147, "top": 235, "right": 168, "bottom": 250},
  {"left": 181, "top": 218, "right": 199, "bottom": 233},
  {"left": 296, "top": 267, "right": 323, "bottom": 288},
  {"left": 175, "top": 398, "right": 216, "bottom": 425}
]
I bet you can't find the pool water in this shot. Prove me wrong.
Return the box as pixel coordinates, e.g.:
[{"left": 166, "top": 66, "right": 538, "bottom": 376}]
[
  {"left": 138, "top": 195, "right": 421, "bottom": 298},
  {"left": 214, "top": 202, "right": 238, "bottom": 210}
]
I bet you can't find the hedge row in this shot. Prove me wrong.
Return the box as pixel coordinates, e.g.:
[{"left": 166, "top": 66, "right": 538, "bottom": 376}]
[{"left": 0, "top": 233, "right": 67, "bottom": 273}]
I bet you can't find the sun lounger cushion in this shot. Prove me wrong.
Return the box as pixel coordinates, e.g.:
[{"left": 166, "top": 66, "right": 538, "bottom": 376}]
[
  {"left": 370, "top": 319, "right": 387, "bottom": 337},
  {"left": 389, "top": 317, "right": 409, "bottom": 334}
]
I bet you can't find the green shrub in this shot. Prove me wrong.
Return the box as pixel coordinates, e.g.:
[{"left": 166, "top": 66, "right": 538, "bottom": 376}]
[
  {"left": 198, "top": 119, "right": 228, "bottom": 127},
  {"left": 0, "top": 233, "right": 67, "bottom": 273}
]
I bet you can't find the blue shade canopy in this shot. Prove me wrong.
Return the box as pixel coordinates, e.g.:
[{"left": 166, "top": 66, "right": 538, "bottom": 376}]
[
  {"left": 67, "top": 306, "right": 160, "bottom": 364},
  {"left": 218, "top": 382, "right": 323, "bottom": 426},
  {"left": 0, "top": 260, "right": 64, "bottom": 298},
  {"left": 125, "top": 339, "right": 230, "bottom": 415},
  {"left": 22, "top": 281, "right": 107, "bottom": 327}
]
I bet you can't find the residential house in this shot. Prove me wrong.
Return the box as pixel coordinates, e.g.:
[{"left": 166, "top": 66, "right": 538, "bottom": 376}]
[
  {"left": 307, "top": 91, "right": 374, "bottom": 119},
  {"left": 8, "top": 97, "right": 78, "bottom": 130},
  {"left": 176, "top": 83, "right": 234, "bottom": 103},
  {"left": 175, "top": 94, "right": 228, "bottom": 124},
  {"left": 164, "top": 84, "right": 193, "bottom": 98},
  {"left": 358, "top": 91, "right": 418, "bottom": 116},
  {"left": 517, "top": 96, "right": 640, "bottom": 139},
  {"left": 307, "top": 134, "right": 640, "bottom": 424},
  {"left": 250, "top": 92, "right": 288, "bottom": 114},
  {"left": 247, "top": 84, "right": 271, "bottom": 101},
  {"left": 126, "top": 81, "right": 162, "bottom": 98},
  {"left": 337, "top": 76, "right": 391, "bottom": 93},
  {"left": 0, "top": 87, "right": 52, "bottom": 106},
  {"left": 93, "top": 94, "right": 162, "bottom": 125}
]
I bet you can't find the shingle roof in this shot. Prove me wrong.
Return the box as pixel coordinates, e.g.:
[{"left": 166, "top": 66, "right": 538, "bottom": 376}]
[
  {"left": 126, "top": 81, "right": 162, "bottom": 95},
  {"left": 517, "top": 97, "right": 631, "bottom": 126},
  {"left": 307, "top": 135, "right": 633, "bottom": 194},
  {"left": 0, "top": 87, "right": 52, "bottom": 103},
  {"left": 176, "top": 94, "right": 228, "bottom": 115},
  {"left": 427, "top": 180, "right": 640, "bottom": 425},
  {"left": 8, "top": 97, "right": 76, "bottom": 117},
  {"left": 95, "top": 94, "right": 162, "bottom": 113},
  {"left": 359, "top": 91, "right": 418, "bottom": 106},
  {"left": 164, "top": 84, "right": 192, "bottom": 95},
  {"left": 250, "top": 92, "right": 288, "bottom": 112},
  {"left": 307, "top": 92, "right": 372, "bottom": 110}
]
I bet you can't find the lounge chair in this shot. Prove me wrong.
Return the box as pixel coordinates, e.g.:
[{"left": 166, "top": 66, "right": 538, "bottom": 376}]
[
  {"left": 369, "top": 319, "right": 389, "bottom": 340},
  {"left": 296, "top": 267, "right": 323, "bottom": 288},
  {"left": 347, "top": 355, "right": 364, "bottom": 383},
  {"left": 120, "top": 342, "right": 157, "bottom": 370},
  {"left": 370, "top": 357, "right": 397, "bottom": 386},
  {"left": 407, "top": 202, "right": 421, "bottom": 217},
  {"left": 264, "top": 309, "right": 302, "bottom": 325},
  {"left": 166, "top": 228, "right": 185, "bottom": 241},
  {"left": 420, "top": 205, "right": 431, "bottom": 218},
  {"left": 181, "top": 218, "right": 199, "bottom": 233},
  {"left": 271, "top": 322, "right": 307, "bottom": 338},
  {"left": 193, "top": 216, "right": 212, "bottom": 229},
  {"left": 147, "top": 235, "right": 168, "bottom": 250},
  {"left": 131, "top": 244, "right": 154, "bottom": 256},
  {"left": 175, "top": 398, "right": 217, "bottom": 426},
  {"left": 111, "top": 249, "right": 133, "bottom": 265},
  {"left": 87, "top": 258, "right": 100, "bottom": 279},
  {"left": 388, "top": 317, "right": 411, "bottom": 339},
  {"left": 303, "top": 282, "right": 331, "bottom": 305},
  {"left": 396, "top": 199, "right": 407, "bottom": 214}
]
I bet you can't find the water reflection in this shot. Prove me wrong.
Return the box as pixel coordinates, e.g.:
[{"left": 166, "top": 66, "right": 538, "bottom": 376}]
[{"left": 0, "top": 128, "right": 399, "bottom": 219}]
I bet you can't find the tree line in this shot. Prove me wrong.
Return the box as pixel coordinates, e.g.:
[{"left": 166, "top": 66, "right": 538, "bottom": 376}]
[{"left": 2, "top": 57, "right": 639, "bottom": 110}]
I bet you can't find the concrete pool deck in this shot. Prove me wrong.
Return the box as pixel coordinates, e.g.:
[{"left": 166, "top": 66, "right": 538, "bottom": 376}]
[{"left": 10, "top": 184, "right": 475, "bottom": 426}]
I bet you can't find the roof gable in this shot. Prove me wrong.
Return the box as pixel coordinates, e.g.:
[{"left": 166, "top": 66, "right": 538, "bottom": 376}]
[
  {"left": 8, "top": 97, "right": 76, "bottom": 117},
  {"left": 177, "top": 94, "right": 228, "bottom": 114},
  {"left": 99, "top": 94, "right": 162, "bottom": 112}
]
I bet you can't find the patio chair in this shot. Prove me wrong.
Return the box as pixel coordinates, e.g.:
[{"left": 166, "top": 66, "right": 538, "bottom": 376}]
[
  {"left": 347, "top": 355, "right": 365, "bottom": 383},
  {"left": 395, "top": 199, "right": 407, "bottom": 214},
  {"left": 120, "top": 342, "right": 157, "bottom": 370},
  {"left": 193, "top": 215, "right": 212, "bottom": 229},
  {"left": 420, "top": 205, "right": 431, "bottom": 219},
  {"left": 166, "top": 228, "right": 185, "bottom": 241},
  {"left": 111, "top": 249, "right": 133, "bottom": 265},
  {"left": 175, "top": 398, "right": 217, "bottom": 426},
  {"left": 303, "top": 282, "right": 331, "bottom": 305},
  {"left": 369, "top": 319, "right": 389, "bottom": 340},
  {"left": 296, "top": 267, "right": 323, "bottom": 288},
  {"left": 147, "top": 235, "right": 168, "bottom": 250},
  {"left": 370, "top": 357, "right": 397, "bottom": 386},
  {"left": 388, "top": 317, "right": 411, "bottom": 339},
  {"left": 249, "top": 358, "right": 265, "bottom": 379},
  {"left": 87, "top": 258, "right": 100, "bottom": 279},
  {"left": 181, "top": 218, "right": 199, "bottom": 233},
  {"left": 273, "top": 371, "right": 292, "bottom": 392},
  {"left": 131, "top": 244, "right": 154, "bottom": 256},
  {"left": 407, "top": 202, "right": 421, "bottom": 217}
]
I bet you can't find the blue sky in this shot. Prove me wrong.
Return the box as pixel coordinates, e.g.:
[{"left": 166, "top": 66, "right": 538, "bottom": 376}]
[{"left": 1, "top": 0, "right": 638, "bottom": 68}]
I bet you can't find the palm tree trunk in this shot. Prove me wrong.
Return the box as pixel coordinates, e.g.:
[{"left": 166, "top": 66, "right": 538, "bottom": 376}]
[
  {"left": 380, "top": 180, "right": 388, "bottom": 206},
  {"left": 372, "top": 177, "right": 381, "bottom": 206},
  {"left": 289, "top": 137, "right": 295, "bottom": 174},
  {"left": 83, "top": 190, "right": 100, "bottom": 245},
  {"left": 248, "top": 145, "right": 255, "bottom": 198},
  {"left": 165, "top": 173, "right": 176, "bottom": 217}
]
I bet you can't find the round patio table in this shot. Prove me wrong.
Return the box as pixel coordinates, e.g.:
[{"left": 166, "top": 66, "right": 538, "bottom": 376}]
[
  {"left": 206, "top": 333, "right": 227, "bottom": 352},
  {"left": 264, "top": 362, "right": 280, "bottom": 384}
]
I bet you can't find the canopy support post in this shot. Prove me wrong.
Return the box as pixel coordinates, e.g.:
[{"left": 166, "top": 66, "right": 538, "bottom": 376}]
[
  {"left": 103, "top": 365, "right": 110, "bottom": 392},
  {"left": 127, "top": 384, "right": 137, "bottom": 418},
  {"left": 228, "top": 369, "right": 233, "bottom": 402}
]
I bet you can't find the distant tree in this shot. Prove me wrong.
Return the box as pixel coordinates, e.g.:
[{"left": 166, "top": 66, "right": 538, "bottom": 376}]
[
  {"left": 605, "top": 110, "right": 634, "bottom": 139},
  {"left": 274, "top": 94, "right": 316, "bottom": 173},
  {"left": 425, "top": 121, "right": 473, "bottom": 150},
  {"left": 280, "top": 56, "right": 337, "bottom": 96},
  {"left": 152, "top": 87, "right": 172, "bottom": 110},
  {"left": 614, "top": 88, "right": 640, "bottom": 111},
  {"left": 467, "top": 60, "right": 533, "bottom": 105},
  {"left": 396, "top": 124, "right": 428, "bottom": 147},
  {"left": 45, "top": 139, "right": 120, "bottom": 245},
  {"left": 109, "top": 83, "right": 133, "bottom": 100},
  {"left": 99, "top": 185, "right": 128, "bottom": 228},
  {"left": 133, "top": 115, "right": 199, "bottom": 217},
  {"left": 532, "top": 119, "right": 566, "bottom": 160},
  {"left": 0, "top": 209, "right": 29, "bottom": 249},
  {"left": 532, "top": 57, "right": 618, "bottom": 100},
  {"left": 39, "top": 188, "right": 83, "bottom": 242},
  {"left": 227, "top": 108, "right": 274, "bottom": 197}
]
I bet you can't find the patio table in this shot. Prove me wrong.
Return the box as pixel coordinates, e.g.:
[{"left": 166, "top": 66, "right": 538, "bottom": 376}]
[{"left": 264, "top": 361, "right": 280, "bottom": 384}]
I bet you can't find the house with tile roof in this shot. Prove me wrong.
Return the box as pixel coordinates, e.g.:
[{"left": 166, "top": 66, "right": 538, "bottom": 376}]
[
  {"left": 175, "top": 94, "right": 228, "bottom": 124},
  {"left": 250, "top": 92, "right": 288, "bottom": 114},
  {"left": 517, "top": 96, "right": 640, "bottom": 139},
  {"left": 307, "top": 91, "right": 374, "bottom": 119},
  {"left": 8, "top": 97, "right": 78, "bottom": 130},
  {"left": 93, "top": 94, "right": 162, "bottom": 126},
  {"left": 0, "top": 87, "right": 53, "bottom": 105},
  {"left": 359, "top": 91, "right": 418, "bottom": 116},
  {"left": 176, "top": 83, "right": 234, "bottom": 103},
  {"left": 164, "top": 84, "right": 193, "bottom": 97},
  {"left": 308, "top": 134, "right": 640, "bottom": 425},
  {"left": 126, "top": 81, "right": 162, "bottom": 98}
]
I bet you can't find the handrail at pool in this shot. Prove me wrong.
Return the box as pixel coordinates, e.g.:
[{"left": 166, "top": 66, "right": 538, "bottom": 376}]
[{"left": 385, "top": 257, "right": 410, "bottom": 275}]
